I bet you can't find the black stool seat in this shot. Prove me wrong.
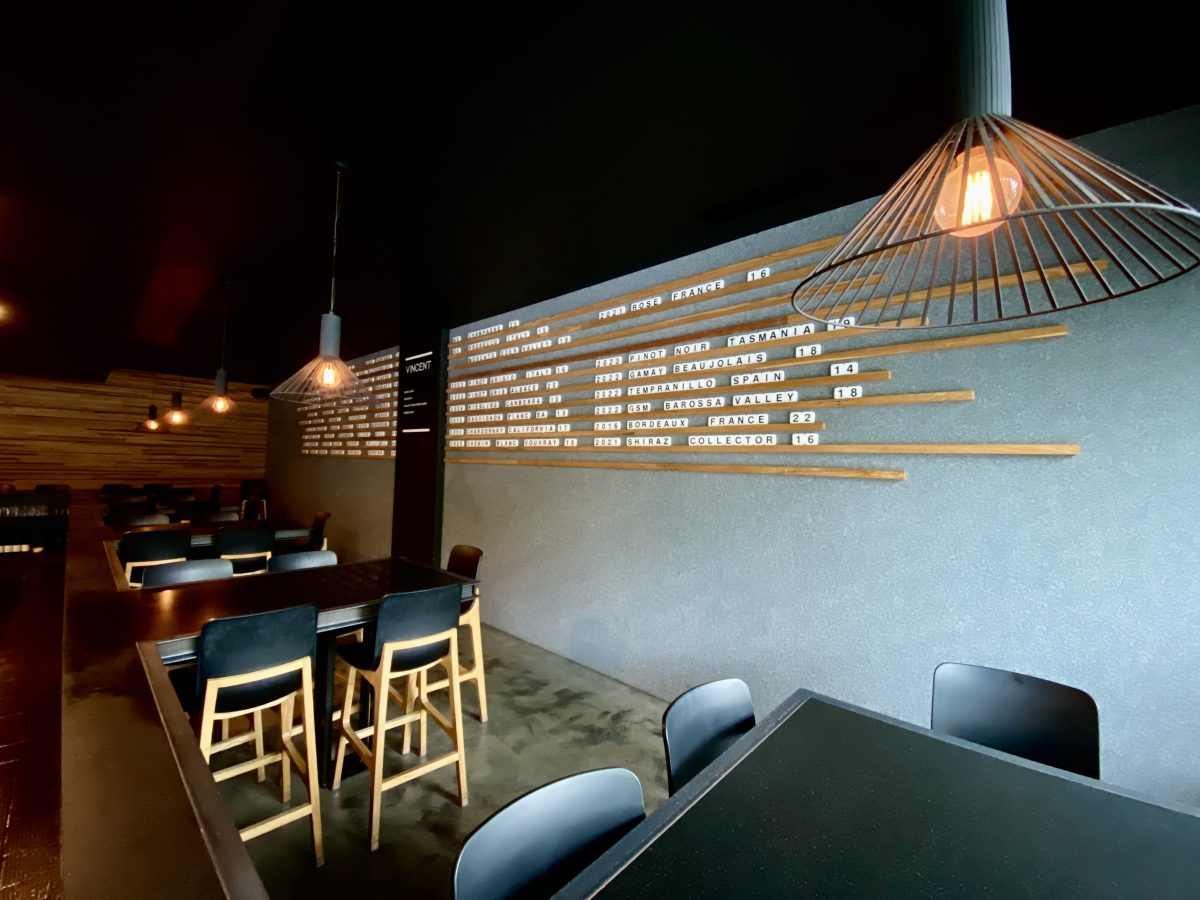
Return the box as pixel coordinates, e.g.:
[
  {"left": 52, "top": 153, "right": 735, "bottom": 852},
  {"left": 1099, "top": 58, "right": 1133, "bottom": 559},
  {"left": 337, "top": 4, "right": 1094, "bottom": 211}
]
[{"left": 337, "top": 636, "right": 450, "bottom": 674}]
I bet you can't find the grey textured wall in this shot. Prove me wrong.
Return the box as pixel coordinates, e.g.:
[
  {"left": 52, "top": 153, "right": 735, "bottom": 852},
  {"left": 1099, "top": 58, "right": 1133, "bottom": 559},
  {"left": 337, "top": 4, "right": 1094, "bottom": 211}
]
[
  {"left": 443, "top": 107, "right": 1200, "bottom": 804},
  {"left": 267, "top": 398, "right": 394, "bottom": 563}
]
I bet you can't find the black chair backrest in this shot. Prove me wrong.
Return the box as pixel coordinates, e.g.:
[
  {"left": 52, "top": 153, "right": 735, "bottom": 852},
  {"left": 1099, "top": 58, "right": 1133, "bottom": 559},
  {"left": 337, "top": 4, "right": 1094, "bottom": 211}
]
[
  {"left": 307, "top": 512, "right": 332, "bottom": 548},
  {"left": 119, "top": 528, "right": 192, "bottom": 563},
  {"left": 241, "top": 498, "right": 267, "bottom": 521},
  {"left": 454, "top": 768, "right": 645, "bottom": 900},
  {"left": 142, "top": 483, "right": 172, "bottom": 495},
  {"left": 208, "top": 485, "right": 223, "bottom": 506},
  {"left": 35, "top": 483, "right": 71, "bottom": 494},
  {"left": 196, "top": 509, "right": 240, "bottom": 524},
  {"left": 105, "top": 499, "right": 156, "bottom": 522},
  {"left": 142, "top": 559, "right": 234, "bottom": 587},
  {"left": 113, "top": 513, "right": 170, "bottom": 528},
  {"left": 931, "top": 662, "right": 1100, "bottom": 778},
  {"left": 215, "top": 524, "right": 275, "bottom": 556},
  {"left": 192, "top": 605, "right": 318, "bottom": 713},
  {"left": 239, "top": 478, "right": 267, "bottom": 500},
  {"left": 662, "top": 678, "right": 755, "bottom": 795},
  {"left": 268, "top": 550, "right": 338, "bottom": 573},
  {"left": 367, "top": 584, "right": 462, "bottom": 671},
  {"left": 447, "top": 544, "right": 483, "bottom": 579}
]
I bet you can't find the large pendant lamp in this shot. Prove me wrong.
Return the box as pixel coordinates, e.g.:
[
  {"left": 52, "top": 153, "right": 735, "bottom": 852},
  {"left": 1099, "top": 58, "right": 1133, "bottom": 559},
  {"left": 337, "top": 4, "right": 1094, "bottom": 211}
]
[
  {"left": 197, "top": 280, "right": 237, "bottom": 419},
  {"left": 791, "top": 0, "right": 1200, "bottom": 329},
  {"left": 270, "top": 164, "right": 363, "bottom": 403}
]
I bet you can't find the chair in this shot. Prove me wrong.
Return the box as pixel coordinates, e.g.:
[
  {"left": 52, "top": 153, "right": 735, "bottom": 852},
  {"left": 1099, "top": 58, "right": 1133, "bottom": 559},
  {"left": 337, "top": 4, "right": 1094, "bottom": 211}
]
[
  {"left": 104, "top": 498, "right": 156, "bottom": 525},
  {"left": 35, "top": 483, "right": 71, "bottom": 494},
  {"left": 239, "top": 479, "right": 268, "bottom": 520},
  {"left": 424, "top": 545, "right": 489, "bottom": 723},
  {"left": 931, "top": 662, "right": 1099, "bottom": 778},
  {"left": 196, "top": 509, "right": 241, "bottom": 524},
  {"left": 119, "top": 528, "right": 191, "bottom": 587},
  {"left": 305, "top": 512, "right": 331, "bottom": 551},
  {"left": 662, "top": 678, "right": 755, "bottom": 795},
  {"left": 454, "top": 768, "right": 645, "bottom": 900},
  {"left": 142, "top": 559, "right": 235, "bottom": 587},
  {"left": 268, "top": 550, "right": 338, "bottom": 573},
  {"left": 216, "top": 524, "right": 274, "bottom": 576},
  {"left": 142, "top": 483, "right": 172, "bottom": 494},
  {"left": 170, "top": 604, "right": 323, "bottom": 864},
  {"left": 112, "top": 512, "right": 170, "bottom": 528},
  {"left": 0, "top": 484, "right": 16, "bottom": 494},
  {"left": 241, "top": 498, "right": 268, "bottom": 521},
  {"left": 332, "top": 584, "right": 468, "bottom": 850}
]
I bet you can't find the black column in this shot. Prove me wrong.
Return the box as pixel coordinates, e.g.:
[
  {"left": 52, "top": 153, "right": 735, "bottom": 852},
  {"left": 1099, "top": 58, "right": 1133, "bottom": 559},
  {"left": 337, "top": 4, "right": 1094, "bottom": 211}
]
[{"left": 390, "top": 326, "right": 447, "bottom": 566}]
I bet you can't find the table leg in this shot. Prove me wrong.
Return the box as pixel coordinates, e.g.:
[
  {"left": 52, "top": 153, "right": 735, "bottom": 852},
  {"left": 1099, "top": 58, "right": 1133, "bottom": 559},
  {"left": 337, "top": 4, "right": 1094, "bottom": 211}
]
[{"left": 314, "top": 633, "right": 337, "bottom": 787}]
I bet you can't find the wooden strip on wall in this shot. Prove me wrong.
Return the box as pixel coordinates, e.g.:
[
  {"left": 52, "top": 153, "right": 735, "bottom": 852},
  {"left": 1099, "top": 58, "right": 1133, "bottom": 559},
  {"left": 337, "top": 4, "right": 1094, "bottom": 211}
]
[
  {"left": 553, "top": 422, "right": 828, "bottom": 438},
  {"left": 448, "top": 442, "right": 1079, "bottom": 456},
  {"left": 466, "top": 233, "right": 844, "bottom": 336},
  {"left": 444, "top": 456, "right": 907, "bottom": 481},
  {"left": 0, "top": 369, "right": 269, "bottom": 488}
]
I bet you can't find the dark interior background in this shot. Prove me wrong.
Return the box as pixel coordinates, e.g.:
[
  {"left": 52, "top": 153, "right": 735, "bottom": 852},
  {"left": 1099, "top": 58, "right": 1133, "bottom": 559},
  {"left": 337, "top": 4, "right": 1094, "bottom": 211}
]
[{"left": 1, "top": 0, "right": 1195, "bottom": 385}]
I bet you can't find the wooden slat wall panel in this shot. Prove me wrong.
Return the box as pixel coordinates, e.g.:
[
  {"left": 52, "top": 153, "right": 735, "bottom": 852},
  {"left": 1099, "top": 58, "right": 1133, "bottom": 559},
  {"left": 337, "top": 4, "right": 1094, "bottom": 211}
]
[{"left": 0, "top": 369, "right": 268, "bottom": 489}]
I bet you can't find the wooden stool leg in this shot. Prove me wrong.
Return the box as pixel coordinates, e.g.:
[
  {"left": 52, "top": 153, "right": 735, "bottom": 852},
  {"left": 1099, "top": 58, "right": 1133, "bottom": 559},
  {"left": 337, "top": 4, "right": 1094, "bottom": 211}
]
[
  {"left": 280, "top": 695, "right": 294, "bottom": 804},
  {"left": 448, "top": 635, "right": 468, "bottom": 806},
  {"left": 467, "top": 603, "right": 488, "bottom": 723},
  {"left": 332, "top": 667, "right": 357, "bottom": 791},
  {"left": 368, "top": 667, "right": 390, "bottom": 852},
  {"left": 300, "top": 663, "right": 324, "bottom": 867},
  {"left": 253, "top": 710, "right": 266, "bottom": 783},
  {"left": 418, "top": 668, "right": 428, "bottom": 758},
  {"left": 401, "top": 673, "right": 418, "bottom": 754},
  {"left": 221, "top": 719, "right": 230, "bottom": 743}
]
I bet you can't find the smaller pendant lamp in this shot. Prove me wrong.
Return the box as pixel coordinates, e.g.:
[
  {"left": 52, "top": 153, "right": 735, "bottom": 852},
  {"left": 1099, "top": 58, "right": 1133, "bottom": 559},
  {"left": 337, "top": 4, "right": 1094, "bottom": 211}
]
[
  {"left": 165, "top": 389, "right": 190, "bottom": 429},
  {"left": 136, "top": 404, "right": 162, "bottom": 433},
  {"left": 791, "top": 0, "right": 1200, "bottom": 329},
  {"left": 197, "top": 280, "right": 237, "bottom": 419},
  {"left": 270, "top": 163, "right": 363, "bottom": 404}
]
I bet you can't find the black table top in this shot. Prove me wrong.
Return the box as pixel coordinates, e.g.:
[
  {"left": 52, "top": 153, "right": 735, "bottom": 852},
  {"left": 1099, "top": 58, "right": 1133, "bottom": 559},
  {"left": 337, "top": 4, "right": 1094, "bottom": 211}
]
[
  {"left": 62, "top": 498, "right": 473, "bottom": 899},
  {"left": 561, "top": 691, "right": 1200, "bottom": 899}
]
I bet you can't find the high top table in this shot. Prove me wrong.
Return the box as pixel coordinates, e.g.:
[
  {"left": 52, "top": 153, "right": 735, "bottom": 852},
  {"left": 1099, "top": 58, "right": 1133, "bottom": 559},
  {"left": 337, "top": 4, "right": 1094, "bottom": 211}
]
[
  {"left": 559, "top": 689, "right": 1200, "bottom": 899},
  {"left": 63, "top": 498, "right": 474, "bottom": 899}
]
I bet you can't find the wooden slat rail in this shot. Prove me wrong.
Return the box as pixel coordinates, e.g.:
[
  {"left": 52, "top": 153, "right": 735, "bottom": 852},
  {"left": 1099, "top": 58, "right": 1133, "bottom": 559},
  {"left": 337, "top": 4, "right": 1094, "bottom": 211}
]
[
  {"left": 558, "top": 324, "right": 1062, "bottom": 400},
  {"left": 453, "top": 232, "right": 845, "bottom": 345},
  {"left": 462, "top": 390, "right": 972, "bottom": 428},
  {"left": 444, "top": 457, "right": 907, "bottom": 481},
  {"left": 449, "top": 443, "right": 1079, "bottom": 456},
  {"left": 447, "top": 371, "right": 893, "bottom": 424},
  {"left": 804, "top": 260, "right": 1107, "bottom": 321},
  {"left": 449, "top": 259, "right": 1096, "bottom": 377},
  {"left": 451, "top": 274, "right": 884, "bottom": 373}
]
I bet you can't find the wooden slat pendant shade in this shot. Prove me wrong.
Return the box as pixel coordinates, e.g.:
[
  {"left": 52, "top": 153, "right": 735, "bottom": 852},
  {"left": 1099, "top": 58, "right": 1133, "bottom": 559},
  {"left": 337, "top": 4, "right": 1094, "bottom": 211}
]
[{"left": 791, "top": 114, "right": 1200, "bottom": 328}]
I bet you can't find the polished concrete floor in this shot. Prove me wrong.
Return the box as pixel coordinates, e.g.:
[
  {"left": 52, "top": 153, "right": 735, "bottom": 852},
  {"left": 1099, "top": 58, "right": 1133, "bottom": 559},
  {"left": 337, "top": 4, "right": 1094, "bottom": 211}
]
[{"left": 225, "top": 626, "right": 668, "bottom": 898}]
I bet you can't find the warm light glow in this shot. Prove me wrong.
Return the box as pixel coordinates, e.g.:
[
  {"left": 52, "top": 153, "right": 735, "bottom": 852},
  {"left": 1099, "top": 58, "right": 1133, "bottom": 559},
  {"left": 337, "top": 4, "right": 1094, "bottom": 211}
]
[
  {"left": 212, "top": 396, "right": 231, "bottom": 414},
  {"left": 933, "top": 146, "right": 1023, "bottom": 237},
  {"left": 320, "top": 362, "right": 339, "bottom": 388},
  {"left": 167, "top": 409, "right": 188, "bottom": 426},
  {"left": 0, "top": 301, "right": 10, "bottom": 323},
  {"left": 144, "top": 418, "right": 161, "bottom": 431}
]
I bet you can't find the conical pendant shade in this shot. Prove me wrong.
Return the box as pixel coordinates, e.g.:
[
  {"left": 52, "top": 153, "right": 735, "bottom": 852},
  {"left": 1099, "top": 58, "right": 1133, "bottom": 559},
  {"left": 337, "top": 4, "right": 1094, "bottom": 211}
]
[
  {"left": 792, "top": 115, "right": 1200, "bottom": 328},
  {"left": 195, "top": 368, "right": 237, "bottom": 421},
  {"left": 270, "top": 313, "right": 365, "bottom": 404}
]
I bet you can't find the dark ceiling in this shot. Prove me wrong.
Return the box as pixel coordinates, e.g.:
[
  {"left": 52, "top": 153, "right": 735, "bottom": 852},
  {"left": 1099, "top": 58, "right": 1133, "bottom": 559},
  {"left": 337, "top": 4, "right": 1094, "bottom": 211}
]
[{"left": 1, "top": 1, "right": 1196, "bottom": 386}]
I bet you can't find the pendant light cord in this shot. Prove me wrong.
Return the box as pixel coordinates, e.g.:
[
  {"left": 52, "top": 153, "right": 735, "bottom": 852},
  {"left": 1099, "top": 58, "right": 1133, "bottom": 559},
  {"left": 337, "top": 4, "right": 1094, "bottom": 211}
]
[
  {"left": 220, "top": 280, "right": 230, "bottom": 369},
  {"left": 329, "top": 167, "right": 344, "bottom": 314}
]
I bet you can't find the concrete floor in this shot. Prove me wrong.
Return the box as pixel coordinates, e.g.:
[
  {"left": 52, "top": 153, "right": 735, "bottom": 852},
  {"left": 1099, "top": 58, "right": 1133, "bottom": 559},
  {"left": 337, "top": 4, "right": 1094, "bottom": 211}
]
[{"left": 224, "top": 626, "right": 669, "bottom": 898}]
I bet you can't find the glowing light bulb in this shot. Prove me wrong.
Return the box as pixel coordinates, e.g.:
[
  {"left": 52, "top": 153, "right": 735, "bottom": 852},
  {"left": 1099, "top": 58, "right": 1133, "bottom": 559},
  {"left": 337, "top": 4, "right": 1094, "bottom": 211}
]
[
  {"left": 212, "top": 396, "right": 230, "bottom": 414},
  {"left": 933, "top": 146, "right": 1023, "bottom": 238},
  {"left": 145, "top": 419, "right": 160, "bottom": 431},
  {"left": 320, "top": 362, "right": 339, "bottom": 388}
]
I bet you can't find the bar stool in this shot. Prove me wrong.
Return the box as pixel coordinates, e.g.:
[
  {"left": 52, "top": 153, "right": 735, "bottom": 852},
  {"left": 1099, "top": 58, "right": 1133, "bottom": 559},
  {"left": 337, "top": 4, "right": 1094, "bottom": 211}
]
[
  {"left": 119, "top": 528, "right": 191, "bottom": 587},
  {"left": 662, "top": 678, "right": 755, "bottom": 795},
  {"left": 216, "top": 524, "right": 274, "bottom": 575},
  {"left": 170, "top": 604, "right": 324, "bottom": 865},
  {"left": 424, "top": 545, "right": 488, "bottom": 722},
  {"left": 332, "top": 584, "right": 468, "bottom": 850}
]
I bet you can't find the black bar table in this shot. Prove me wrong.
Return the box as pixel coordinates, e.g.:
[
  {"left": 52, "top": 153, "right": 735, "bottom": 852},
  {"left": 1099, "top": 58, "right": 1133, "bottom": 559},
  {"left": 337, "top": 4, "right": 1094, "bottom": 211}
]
[{"left": 559, "top": 690, "right": 1200, "bottom": 899}]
